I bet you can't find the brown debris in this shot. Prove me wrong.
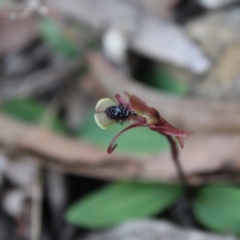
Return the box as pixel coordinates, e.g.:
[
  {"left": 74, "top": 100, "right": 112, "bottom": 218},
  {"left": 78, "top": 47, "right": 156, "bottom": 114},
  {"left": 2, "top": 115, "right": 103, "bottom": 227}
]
[
  {"left": 0, "top": 57, "right": 82, "bottom": 102},
  {"left": 0, "top": 13, "right": 38, "bottom": 55},
  {"left": 0, "top": 114, "right": 238, "bottom": 184}
]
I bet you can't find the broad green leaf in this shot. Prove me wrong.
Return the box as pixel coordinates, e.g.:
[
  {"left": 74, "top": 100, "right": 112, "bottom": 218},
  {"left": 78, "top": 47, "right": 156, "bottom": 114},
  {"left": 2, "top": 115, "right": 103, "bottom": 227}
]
[
  {"left": 193, "top": 185, "right": 240, "bottom": 234},
  {"left": 38, "top": 18, "right": 79, "bottom": 58},
  {"left": 1, "top": 98, "right": 46, "bottom": 122},
  {"left": 1, "top": 98, "right": 66, "bottom": 133},
  {"left": 65, "top": 182, "right": 183, "bottom": 229},
  {"left": 80, "top": 111, "right": 169, "bottom": 154}
]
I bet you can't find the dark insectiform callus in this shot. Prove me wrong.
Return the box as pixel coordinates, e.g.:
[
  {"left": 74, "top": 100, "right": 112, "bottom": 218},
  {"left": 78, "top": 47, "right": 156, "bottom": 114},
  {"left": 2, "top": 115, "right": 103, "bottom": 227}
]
[{"left": 105, "top": 104, "right": 137, "bottom": 124}]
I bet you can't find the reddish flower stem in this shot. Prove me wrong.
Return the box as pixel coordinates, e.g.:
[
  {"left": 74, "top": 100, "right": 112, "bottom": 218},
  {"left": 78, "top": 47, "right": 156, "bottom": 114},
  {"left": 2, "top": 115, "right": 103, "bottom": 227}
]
[{"left": 165, "top": 135, "right": 187, "bottom": 186}]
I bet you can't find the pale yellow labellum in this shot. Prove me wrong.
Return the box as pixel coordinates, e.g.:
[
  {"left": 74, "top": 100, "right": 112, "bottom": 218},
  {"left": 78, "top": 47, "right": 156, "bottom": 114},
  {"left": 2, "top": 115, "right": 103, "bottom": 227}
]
[{"left": 94, "top": 98, "right": 116, "bottom": 129}]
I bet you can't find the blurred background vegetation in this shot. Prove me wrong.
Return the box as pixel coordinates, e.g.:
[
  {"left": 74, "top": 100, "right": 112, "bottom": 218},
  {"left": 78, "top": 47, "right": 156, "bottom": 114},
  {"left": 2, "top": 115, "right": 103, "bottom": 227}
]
[{"left": 0, "top": 0, "right": 240, "bottom": 240}]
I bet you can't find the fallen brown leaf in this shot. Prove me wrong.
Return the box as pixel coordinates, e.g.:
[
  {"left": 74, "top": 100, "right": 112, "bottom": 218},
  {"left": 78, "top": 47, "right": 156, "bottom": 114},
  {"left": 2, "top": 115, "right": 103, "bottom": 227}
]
[
  {"left": 0, "top": 58, "right": 82, "bottom": 102},
  {"left": 0, "top": 13, "right": 38, "bottom": 55},
  {"left": 0, "top": 114, "right": 239, "bottom": 184}
]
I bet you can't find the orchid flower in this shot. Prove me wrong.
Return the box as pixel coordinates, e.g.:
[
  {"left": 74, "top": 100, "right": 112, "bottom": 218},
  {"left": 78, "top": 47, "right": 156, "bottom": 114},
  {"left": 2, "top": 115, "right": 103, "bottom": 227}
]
[{"left": 94, "top": 93, "right": 192, "bottom": 154}]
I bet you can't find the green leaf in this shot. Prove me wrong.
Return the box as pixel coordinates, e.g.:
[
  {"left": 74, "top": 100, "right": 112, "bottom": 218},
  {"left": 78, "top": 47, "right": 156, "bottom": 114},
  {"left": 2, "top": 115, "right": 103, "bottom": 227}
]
[
  {"left": 65, "top": 182, "right": 183, "bottom": 229},
  {"left": 1, "top": 98, "right": 66, "bottom": 133},
  {"left": 38, "top": 18, "right": 79, "bottom": 58},
  {"left": 193, "top": 185, "right": 240, "bottom": 234},
  {"left": 79, "top": 111, "right": 169, "bottom": 154},
  {"left": 1, "top": 98, "right": 44, "bottom": 123}
]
